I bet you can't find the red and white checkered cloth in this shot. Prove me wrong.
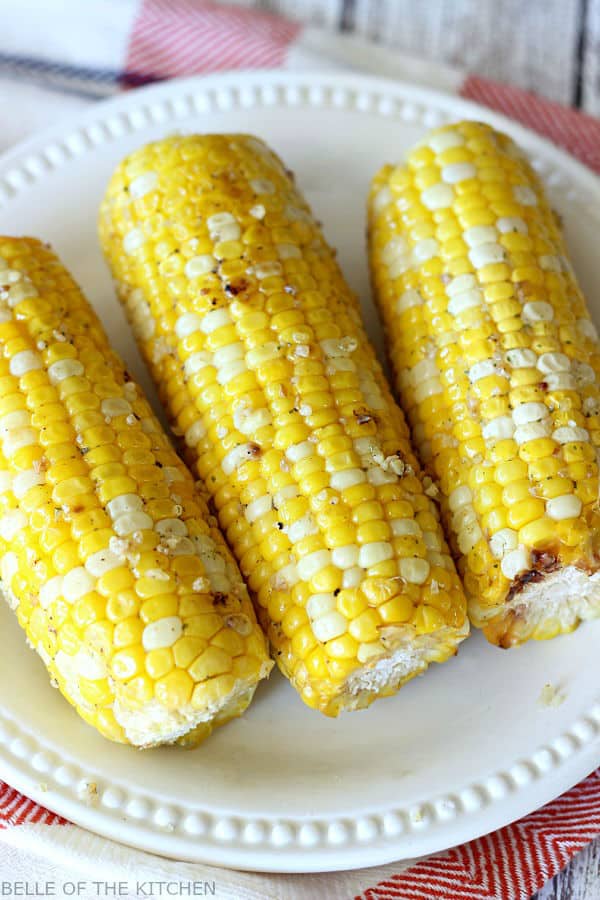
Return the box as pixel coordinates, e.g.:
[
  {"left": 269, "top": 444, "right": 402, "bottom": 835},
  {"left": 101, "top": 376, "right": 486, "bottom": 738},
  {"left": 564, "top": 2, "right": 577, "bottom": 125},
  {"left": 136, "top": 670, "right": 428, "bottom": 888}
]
[{"left": 1, "top": 2, "right": 600, "bottom": 898}]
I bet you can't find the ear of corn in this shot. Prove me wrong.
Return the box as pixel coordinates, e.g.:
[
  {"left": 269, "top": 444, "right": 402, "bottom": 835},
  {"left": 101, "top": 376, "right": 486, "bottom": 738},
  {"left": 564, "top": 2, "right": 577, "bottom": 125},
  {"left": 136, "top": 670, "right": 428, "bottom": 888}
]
[
  {"left": 0, "top": 237, "right": 271, "bottom": 746},
  {"left": 368, "top": 121, "right": 600, "bottom": 647},
  {"left": 99, "top": 134, "right": 468, "bottom": 716}
]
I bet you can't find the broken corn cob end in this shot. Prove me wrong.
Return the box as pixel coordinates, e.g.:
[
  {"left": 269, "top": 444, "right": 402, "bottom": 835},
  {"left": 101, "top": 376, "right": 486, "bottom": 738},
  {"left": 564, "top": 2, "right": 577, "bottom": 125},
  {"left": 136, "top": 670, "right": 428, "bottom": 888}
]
[
  {"left": 0, "top": 236, "right": 272, "bottom": 747},
  {"left": 368, "top": 121, "right": 600, "bottom": 647}
]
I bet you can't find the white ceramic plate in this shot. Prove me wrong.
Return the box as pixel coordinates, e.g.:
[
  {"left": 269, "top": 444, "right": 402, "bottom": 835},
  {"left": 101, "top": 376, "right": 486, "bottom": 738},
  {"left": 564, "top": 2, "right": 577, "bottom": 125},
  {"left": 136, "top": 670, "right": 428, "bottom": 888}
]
[{"left": 0, "top": 70, "right": 599, "bottom": 874}]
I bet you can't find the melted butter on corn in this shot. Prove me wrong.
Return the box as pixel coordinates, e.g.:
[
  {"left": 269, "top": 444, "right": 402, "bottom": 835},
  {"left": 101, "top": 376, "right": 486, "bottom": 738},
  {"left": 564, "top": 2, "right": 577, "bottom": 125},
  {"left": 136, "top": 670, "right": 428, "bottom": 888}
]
[
  {"left": 99, "top": 134, "right": 469, "bottom": 716},
  {"left": 0, "top": 238, "right": 271, "bottom": 746},
  {"left": 368, "top": 121, "right": 600, "bottom": 646}
]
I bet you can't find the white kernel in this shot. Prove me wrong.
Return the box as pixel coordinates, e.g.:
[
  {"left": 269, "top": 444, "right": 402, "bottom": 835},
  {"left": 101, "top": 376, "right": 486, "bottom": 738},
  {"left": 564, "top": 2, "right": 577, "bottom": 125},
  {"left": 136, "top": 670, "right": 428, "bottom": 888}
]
[
  {"left": 207, "top": 212, "right": 240, "bottom": 240},
  {"left": 422, "top": 183, "right": 454, "bottom": 210},
  {"left": 468, "top": 359, "right": 498, "bottom": 383},
  {"left": 489, "top": 528, "right": 518, "bottom": 559},
  {"left": 249, "top": 204, "right": 265, "bottom": 219},
  {"left": 501, "top": 545, "right": 531, "bottom": 579},
  {"left": 411, "top": 359, "right": 439, "bottom": 383},
  {"left": 273, "top": 485, "right": 298, "bottom": 508},
  {"left": 175, "top": 314, "right": 204, "bottom": 338},
  {"left": 442, "top": 162, "right": 476, "bottom": 184},
  {"left": 537, "top": 352, "right": 570, "bottom": 373},
  {"left": 39, "top": 574, "right": 63, "bottom": 609},
  {"left": 482, "top": 415, "right": 515, "bottom": 440},
  {"left": 332, "top": 545, "right": 359, "bottom": 568},
  {"left": 0, "top": 409, "right": 31, "bottom": 432},
  {"left": 200, "top": 308, "right": 231, "bottom": 334},
  {"left": 9, "top": 351, "right": 42, "bottom": 377},
  {"left": 342, "top": 567, "right": 363, "bottom": 588},
  {"left": 216, "top": 359, "right": 247, "bottom": 385},
  {"left": 277, "top": 244, "right": 301, "bottom": 259},
  {"left": 399, "top": 557, "right": 430, "bottom": 585},
  {"left": 48, "top": 359, "right": 84, "bottom": 383},
  {"left": 457, "top": 522, "right": 483, "bottom": 554},
  {"left": 74, "top": 649, "right": 106, "bottom": 681},
  {"left": 577, "top": 318, "right": 599, "bottom": 341},
  {"left": 233, "top": 406, "right": 271, "bottom": 435},
  {"left": 553, "top": 426, "right": 589, "bottom": 444},
  {"left": 505, "top": 348, "right": 538, "bottom": 368},
  {"left": 512, "top": 402, "right": 548, "bottom": 426},
  {"left": 571, "top": 361, "right": 595, "bottom": 387},
  {"left": 513, "top": 185, "right": 537, "bottom": 205},
  {"left": 285, "top": 441, "right": 314, "bottom": 463},
  {"left": 0, "top": 552, "right": 18, "bottom": 588},
  {"left": 447, "top": 288, "right": 483, "bottom": 316},
  {"left": 297, "top": 549, "right": 331, "bottom": 581},
  {"left": 429, "top": 130, "right": 464, "bottom": 153},
  {"left": 469, "top": 242, "right": 505, "bottom": 269},
  {"left": 496, "top": 216, "right": 527, "bottom": 234},
  {"left": 381, "top": 238, "right": 408, "bottom": 266},
  {"left": 184, "top": 255, "right": 216, "bottom": 278},
  {"left": 358, "top": 542, "right": 393, "bottom": 568},
  {"left": 85, "top": 549, "right": 122, "bottom": 577},
  {"left": 412, "top": 239, "right": 439, "bottom": 264},
  {"left": 114, "top": 511, "right": 153, "bottom": 536},
  {"left": 288, "top": 514, "right": 317, "bottom": 543},
  {"left": 413, "top": 377, "right": 443, "bottom": 403},
  {"left": 155, "top": 518, "right": 188, "bottom": 537},
  {"left": 62, "top": 567, "right": 96, "bottom": 603},
  {"left": 390, "top": 520, "right": 422, "bottom": 537},
  {"left": 423, "top": 531, "right": 442, "bottom": 551},
  {"left": 184, "top": 420, "right": 206, "bottom": 447},
  {"left": 100, "top": 398, "right": 132, "bottom": 418},
  {"left": 306, "top": 593, "right": 336, "bottom": 620},
  {"left": 544, "top": 373, "right": 576, "bottom": 391},
  {"left": 11, "top": 469, "right": 44, "bottom": 499},
  {"left": 3, "top": 428, "right": 38, "bottom": 455},
  {"left": 142, "top": 616, "right": 183, "bottom": 651},
  {"left": 0, "top": 510, "right": 27, "bottom": 541},
  {"left": 222, "top": 442, "right": 260, "bottom": 474},
  {"left": 123, "top": 228, "right": 145, "bottom": 254},
  {"left": 106, "top": 494, "right": 143, "bottom": 519},
  {"left": 540, "top": 255, "right": 561, "bottom": 272},
  {"left": 448, "top": 485, "right": 473, "bottom": 512},
  {"left": 184, "top": 351, "right": 213, "bottom": 375},
  {"left": 7, "top": 282, "right": 37, "bottom": 307},
  {"left": 129, "top": 172, "right": 158, "bottom": 199},
  {"left": 368, "top": 468, "right": 397, "bottom": 485},
  {"left": 514, "top": 421, "right": 551, "bottom": 444},
  {"left": 463, "top": 226, "right": 497, "bottom": 247},
  {"left": 311, "top": 611, "right": 347, "bottom": 643},
  {"left": 396, "top": 289, "right": 422, "bottom": 314},
  {"left": 245, "top": 496, "right": 272, "bottom": 524},
  {"left": 546, "top": 494, "right": 582, "bottom": 521},
  {"left": 447, "top": 274, "right": 477, "bottom": 296},
  {"left": 522, "top": 301, "right": 554, "bottom": 323},
  {"left": 330, "top": 468, "right": 366, "bottom": 490},
  {"left": 250, "top": 178, "right": 275, "bottom": 194},
  {"left": 162, "top": 467, "right": 184, "bottom": 484},
  {"left": 253, "top": 261, "right": 282, "bottom": 279},
  {"left": 325, "top": 336, "right": 357, "bottom": 358},
  {"left": 373, "top": 186, "right": 392, "bottom": 212}
]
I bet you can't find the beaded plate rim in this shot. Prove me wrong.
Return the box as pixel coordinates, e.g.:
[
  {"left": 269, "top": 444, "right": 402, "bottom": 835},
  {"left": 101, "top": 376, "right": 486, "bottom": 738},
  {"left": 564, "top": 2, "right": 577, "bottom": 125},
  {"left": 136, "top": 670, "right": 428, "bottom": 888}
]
[{"left": 0, "top": 69, "right": 599, "bottom": 872}]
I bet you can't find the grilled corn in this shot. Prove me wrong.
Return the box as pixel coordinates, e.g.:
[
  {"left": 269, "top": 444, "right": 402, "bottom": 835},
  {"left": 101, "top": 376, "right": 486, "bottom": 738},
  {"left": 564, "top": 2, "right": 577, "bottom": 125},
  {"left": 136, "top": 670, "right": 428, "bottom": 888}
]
[
  {"left": 99, "top": 134, "right": 468, "bottom": 716},
  {"left": 368, "top": 121, "right": 600, "bottom": 646},
  {"left": 0, "top": 237, "right": 271, "bottom": 746}
]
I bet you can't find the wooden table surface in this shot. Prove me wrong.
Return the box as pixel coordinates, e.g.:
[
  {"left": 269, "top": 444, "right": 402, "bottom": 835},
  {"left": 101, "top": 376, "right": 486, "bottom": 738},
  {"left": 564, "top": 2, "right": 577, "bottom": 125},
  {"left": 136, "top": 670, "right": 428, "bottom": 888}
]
[{"left": 232, "top": 1, "right": 600, "bottom": 897}]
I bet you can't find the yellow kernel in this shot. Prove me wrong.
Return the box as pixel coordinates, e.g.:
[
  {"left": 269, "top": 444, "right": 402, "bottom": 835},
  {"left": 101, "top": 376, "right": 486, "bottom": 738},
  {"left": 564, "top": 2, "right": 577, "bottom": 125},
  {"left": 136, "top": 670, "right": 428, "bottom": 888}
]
[
  {"left": 348, "top": 608, "right": 381, "bottom": 643},
  {"left": 173, "top": 636, "right": 208, "bottom": 668},
  {"left": 325, "top": 634, "right": 359, "bottom": 660},
  {"left": 336, "top": 589, "right": 368, "bottom": 619},
  {"left": 413, "top": 604, "right": 446, "bottom": 634},
  {"left": 155, "top": 669, "right": 194, "bottom": 708},
  {"left": 145, "top": 647, "right": 174, "bottom": 680},
  {"left": 507, "top": 498, "right": 545, "bottom": 530},
  {"left": 379, "top": 594, "right": 414, "bottom": 624},
  {"left": 114, "top": 617, "right": 144, "bottom": 648},
  {"left": 188, "top": 646, "right": 232, "bottom": 681}
]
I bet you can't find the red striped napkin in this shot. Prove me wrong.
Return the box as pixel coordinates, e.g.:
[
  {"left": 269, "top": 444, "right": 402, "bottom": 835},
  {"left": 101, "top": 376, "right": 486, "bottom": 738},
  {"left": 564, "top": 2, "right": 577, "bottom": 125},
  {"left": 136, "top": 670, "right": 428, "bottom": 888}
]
[{"left": 1, "top": 3, "right": 600, "bottom": 898}]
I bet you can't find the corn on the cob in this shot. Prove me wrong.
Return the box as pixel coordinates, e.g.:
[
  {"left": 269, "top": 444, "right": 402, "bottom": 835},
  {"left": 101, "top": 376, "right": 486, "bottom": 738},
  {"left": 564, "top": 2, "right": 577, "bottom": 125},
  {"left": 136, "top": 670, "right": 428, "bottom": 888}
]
[
  {"left": 99, "top": 134, "right": 468, "bottom": 716},
  {"left": 368, "top": 121, "right": 600, "bottom": 647},
  {"left": 0, "top": 237, "right": 271, "bottom": 746}
]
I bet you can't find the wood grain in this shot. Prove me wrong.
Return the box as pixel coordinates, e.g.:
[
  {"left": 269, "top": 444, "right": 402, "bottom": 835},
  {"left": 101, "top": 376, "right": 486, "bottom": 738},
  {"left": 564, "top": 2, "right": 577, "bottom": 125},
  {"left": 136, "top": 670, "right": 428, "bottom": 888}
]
[{"left": 228, "top": 2, "right": 599, "bottom": 895}]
